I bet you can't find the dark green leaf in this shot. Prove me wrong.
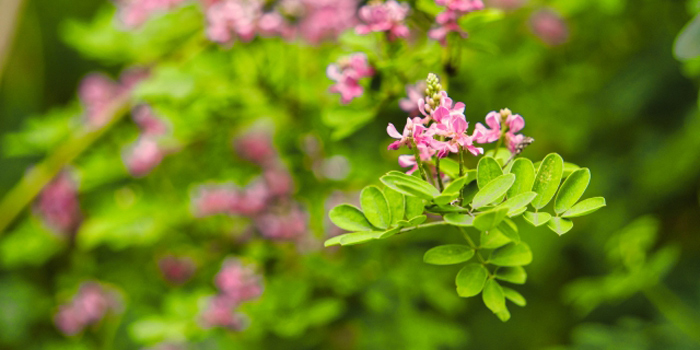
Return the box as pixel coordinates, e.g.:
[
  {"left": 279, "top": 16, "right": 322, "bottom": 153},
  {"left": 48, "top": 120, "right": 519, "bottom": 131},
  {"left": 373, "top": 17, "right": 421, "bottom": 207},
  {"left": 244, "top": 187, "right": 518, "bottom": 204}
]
[
  {"left": 531, "top": 153, "right": 564, "bottom": 209},
  {"left": 554, "top": 168, "right": 591, "bottom": 214},
  {"left": 482, "top": 279, "right": 506, "bottom": 313},
  {"left": 507, "top": 158, "right": 535, "bottom": 197},
  {"left": 495, "top": 266, "right": 527, "bottom": 284},
  {"left": 477, "top": 157, "right": 503, "bottom": 189},
  {"left": 329, "top": 204, "right": 374, "bottom": 232},
  {"left": 360, "top": 186, "right": 391, "bottom": 229},
  {"left": 424, "top": 245, "right": 475, "bottom": 265},
  {"left": 472, "top": 174, "right": 515, "bottom": 209},
  {"left": 473, "top": 207, "right": 509, "bottom": 232},
  {"left": 562, "top": 197, "right": 606, "bottom": 218},
  {"left": 547, "top": 217, "right": 574, "bottom": 236},
  {"left": 522, "top": 211, "right": 551, "bottom": 227},
  {"left": 489, "top": 242, "right": 533, "bottom": 266},
  {"left": 456, "top": 263, "right": 489, "bottom": 297}
]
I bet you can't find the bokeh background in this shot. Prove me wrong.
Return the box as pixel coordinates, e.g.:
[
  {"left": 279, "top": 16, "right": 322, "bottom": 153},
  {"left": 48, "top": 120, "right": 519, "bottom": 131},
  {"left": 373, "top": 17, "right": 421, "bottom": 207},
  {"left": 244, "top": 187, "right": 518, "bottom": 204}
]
[{"left": 1, "top": 0, "right": 700, "bottom": 349}]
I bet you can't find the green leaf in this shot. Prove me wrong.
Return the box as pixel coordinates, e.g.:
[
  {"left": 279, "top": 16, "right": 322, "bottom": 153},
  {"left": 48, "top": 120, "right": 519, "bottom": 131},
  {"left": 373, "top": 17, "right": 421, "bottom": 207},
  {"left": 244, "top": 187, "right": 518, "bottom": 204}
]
[
  {"left": 381, "top": 175, "right": 435, "bottom": 200},
  {"left": 360, "top": 186, "right": 391, "bottom": 229},
  {"left": 482, "top": 279, "right": 506, "bottom": 314},
  {"left": 408, "top": 215, "right": 427, "bottom": 226},
  {"left": 444, "top": 175, "right": 470, "bottom": 194},
  {"left": 473, "top": 207, "right": 509, "bottom": 232},
  {"left": 554, "top": 168, "right": 591, "bottom": 214},
  {"left": 444, "top": 213, "right": 474, "bottom": 227},
  {"left": 562, "top": 197, "right": 606, "bottom": 218},
  {"left": 339, "top": 232, "right": 381, "bottom": 246},
  {"left": 480, "top": 229, "right": 511, "bottom": 249},
  {"left": 424, "top": 245, "right": 475, "bottom": 265},
  {"left": 377, "top": 226, "right": 401, "bottom": 239},
  {"left": 522, "top": 211, "right": 551, "bottom": 227},
  {"left": 493, "top": 219, "right": 519, "bottom": 244},
  {"left": 563, "top": 162, "right": 581, "bottom": 178},
  {"left": 502, "top": 192, "right": 537, "bottom": 216},
  {"left": 508, "top": 207, "right": 527, "bottom": 218},
  {"left": 438, "top": 157, "right": 461, "bottom": 178},
  {"left": 547, "top": 217, "right": 574, "bottom": 236},
  {"left": 405, "top": 196, "right": 425, "bottom": 219},
  {"left": 496, "top": 308, "right": 511, "bottom": 322},
  {"left": 471, "top": 174, "right": 515, "bottom": 209},
  {"left": 489, "top": 242, "right": 533, "bottom": 266},
  {"left": 502, "top": 287, "right": 526, "bottom": 307},
  {"left": 456, "top": 263, "right": 489, "bottom": 297},
  {"left": 324, "top": 234, "right": 348, "bottom": 247},
  {"left": 531, "top": 153, "right": 564, "bottom": 209},
  {"left": 507, "top": 158, "right": 535, "bottom": 197},
  {"left": 477, "top": 157, "right": 503, "bottom": 189},
  {"left": 383, "top": 187, "right": 405, "bottom": 226},
  {"left": 461, "top": 182, "right": 479, "bottom": 204},
  {"left": 495, "top": 266, "right": 527, "bottom": 284},
  {"left": 674, "top": 14, "right": 700, "bottom": 60},
  {"left": 329, "top": 204, "right": 374, "bottom": 232}
]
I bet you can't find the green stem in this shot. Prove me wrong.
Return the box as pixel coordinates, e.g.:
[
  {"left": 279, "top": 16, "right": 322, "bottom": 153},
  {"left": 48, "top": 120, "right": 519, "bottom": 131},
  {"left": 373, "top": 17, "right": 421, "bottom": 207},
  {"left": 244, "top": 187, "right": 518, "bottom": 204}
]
[
  {"left": 410, "top": 138, "right": 432, "bottom": 185},
  {"left": 459, "top": 148, "right": 466, "bottom": 206},
  {"left": 0, "top": 94, "right": 131, "bottom": 235},
  {"left": 457, "top": 227, "right": 488, "bottom": 267},
  {"left": 436, "top": 156, "right": 444, "bottom": 192},
  {"left": 397, "top": 220, "right": 451, "bottom": 234}
]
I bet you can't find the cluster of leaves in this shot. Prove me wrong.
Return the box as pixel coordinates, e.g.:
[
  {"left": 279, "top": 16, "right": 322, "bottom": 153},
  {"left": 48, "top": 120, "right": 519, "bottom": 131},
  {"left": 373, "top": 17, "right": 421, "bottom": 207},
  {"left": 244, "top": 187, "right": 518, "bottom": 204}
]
[{"left": 327, "top": 150, "right": 605, "bottom": 321}]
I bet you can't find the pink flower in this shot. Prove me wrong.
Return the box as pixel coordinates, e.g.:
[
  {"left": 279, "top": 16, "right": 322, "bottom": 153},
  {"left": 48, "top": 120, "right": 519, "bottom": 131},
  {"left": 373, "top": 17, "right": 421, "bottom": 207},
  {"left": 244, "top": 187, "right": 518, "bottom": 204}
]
[
  {"left": 54, "top": 282, "right": 120, "bottom": 336},
  {"left": 192, "top": 184, "right": 239, "bottom": 217},
  {"left": 231, "top": 180, "right": 270, "bottom": 216},
  {"left": 430, "top": 0, "right": 484, "bottom": 45},
  {"left": 263, "top": 168, "right": 294, "bottom": 197},
  {"left": 327, "top": 53, "right": 375, "bottom": 104},
  {"left": 79, "top": 74, "right": 120, "bottom": 128},
  {"left": 206, "top": 0, "right": 264, "bottom": 44},
  {"left": 356, "top": 0, "right": 410, "bottom": 40},
  {"left": 387, "top": 117, "right": 435, "bottom": 151},
  {"left": 399, "top": 81, "right": 427, "bottom": 116},
  {"left": 474, "top": 109, "right": 528, "bottom": 154},
  {"left": 486, "top": 0, "right": 526, "bottom": 11},
  {"left": 123, "top": 137, "right": 165, "bottom": 177},
  {"left": 35, "top": 171, "right": 82, "bottom": 236},
  {"left": 296, "top": 0, "right": 358, "bottom": 44},
  {"left": 474, "top": 111, "right": 502, "bottom": 144},
  {"left": 431, "top": 109, "right": 483, "bottom": 157},
  {"left": 215, "top": 258, "right": 264, "bottom": 304},
  {"left": 530, "top": 9, "right": 569, "bottom": 46},
  {"left": 255, "top": 206, "right": 307, "bottom": 241},
  {"left": 504, "top": 113, "right": 525, "bottom": 152},
  {"left": 235, "top": 132, "right": 277, "bottom": 166},
  {"left": 201, "top": 295, "right": 248, "bottom": 330},
  {"left": 132, "top": 105, "right": 169, "bottom": 136},
  {"left": 158, "top": 255, "right": 197, "bottom": 285},
  {"left": 435, "top": 0, "right": 484, "bottom": 12},
  {"left": 117, "top": 0, "right": 189, "bottom": 28}
]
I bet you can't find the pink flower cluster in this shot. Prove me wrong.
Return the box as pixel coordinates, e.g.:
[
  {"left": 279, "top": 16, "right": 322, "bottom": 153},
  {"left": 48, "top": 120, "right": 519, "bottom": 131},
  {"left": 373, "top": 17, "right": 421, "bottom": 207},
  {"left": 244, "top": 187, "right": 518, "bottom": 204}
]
[
  {"left": 327, "top": 53, "right": 375, "bottom": 104},
  {"left": 78, "top": 69, "right": 147, "bottom": 129},
  {"left": 116, "top": 0, "right": 189, "bottom": 28},
  {"left": 388, "top": 74, "right": 529, "bottom": 174},
  {"left": 192, "top": 131, "right": 307, "bottom": 241},
  {"left": 530, "top": 9, "right": 569, "bottom": 46},
  {"left": 356, "top": 0, "right": 410, "bottom": 40},
  {"left": 201, "top": 258, "right": 263, "bottom": 330},
  {"left": 35, "top": 171, "right": 82, "bottom": 236},
  {"left": 54, "top": 282, "right": 121, "bottom": 336},
  {"left": 158, "top": 255, "right": 197, "bottom": 285},
  {"left": 399, "top": 80, "right": 427, "bottom": 116},
  {"left": 123, "top": 105, "right": 171, "bottom": 177},
  {"left": 205, "top": 0, "right": 358, "bottom": 45},
  {"left": 429, "top": 0, "right": 484, "bottom": 45}
]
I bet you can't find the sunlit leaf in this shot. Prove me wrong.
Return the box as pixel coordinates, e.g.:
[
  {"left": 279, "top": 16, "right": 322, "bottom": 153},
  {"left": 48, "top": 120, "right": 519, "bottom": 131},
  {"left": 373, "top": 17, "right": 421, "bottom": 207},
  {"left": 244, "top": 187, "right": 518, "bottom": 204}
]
[
  {"left": 482, "top": 279, "right": 506, "bottom": 314},
  {"left": 489, "top": 242, "right": 533, "bottom": 266},
  {"left": 329, "top": 204, "right": 374, "bottom": 232},
  {"left": 531, "top": 153, "right": 563, "bottom": 209},
  {"left": 456, "top": 263, "right": 489, "bottom": 297},
  {"left": 501, "top": 191, "right": 537, "bottom": 216},
  {"left": 473, "top": 207, "right": 509, "bottom": 232},
  {"left": 507, "top": 158, "right": 535, "bottom": 197},
  {"left": 522, "top": 211, "right": 551, "bottom": 227},
  {"left": 383, "top": 187, "right": 405, "bottom": 226},
  {"left": 444, "top": 213, "right": 474, "bottom": 227},
  {"left": 547, "top": 217, "right": 574, "bottom": 236},
  {"left": 502, "top": 287, "right": 526, "bottom": 307},
  {"left": 477, "top": 157, "right": 503, "bottom": 189},
  {"left": 562, "top": 197, "right": 606, "bottom": 218},
  {"left": 424, "top": 245, "right": 475, "bottom": 265},
  {"left": 554, "top": 168, "right": 591, "bottom": 214},
  {"left": 495, "top": 266, "right": 527, "bottom": 284},
  {"left": 472, "top": 174, "right": 515, "bottom": 209}
]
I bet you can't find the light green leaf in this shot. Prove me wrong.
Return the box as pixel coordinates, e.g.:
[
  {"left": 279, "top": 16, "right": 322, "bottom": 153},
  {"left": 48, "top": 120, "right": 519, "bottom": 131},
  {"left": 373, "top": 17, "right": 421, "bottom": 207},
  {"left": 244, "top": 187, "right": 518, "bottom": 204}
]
[
  {"left": 508, "top": 207, "right": 528, "bottom": 218},
  {"left": 531, "top": 153, "right": 564, "bottom": 209},
  {"left": 554, "top": 168, "right": 591, "bottom": 214},
  {"left": 444, "top": 175, "right": 470, "bottom": 194},
  {"left": 378, "top": 226, "right": 401, "bottom": 239},
  {"left": 444, "top": 213, "right": 474, "bottom": 227},
  {"left": 473, "top": 207, "right": 509, "bottom": 232},
  {"left": 502, "top": 192, "right": 537, "bottom": 216},
  {"left": 480, "top": 228, "right": 511, "bottom": 249},
  {"left": 456, "top": 263, "right": 489, "bottom": 297},
  {"left": 485, "top": 148, "right": 511, "bottom": 166},
  {"left": 405, "top": 196, "right": 425, "bottom": 219},
  {"left": 381, "top": 175, "right": 436, "bottom": 200},
  {"left": 383, "top": 187, "right": 405, "bottom": 226},
  {"left": 493, "top": 219, "right": 519, "bottom": 244},
  {"left": 360, "top": 186, "right": 391, "bottom": 229},
  {"left": 674, "top": 14, "right": 700, "bottom": 60},
  {"left": 547, "top": 217, "right": 574, "bottom": 236},
  {"left": 489, "top": 242, "right": 533, "bottom": 266},
  {"left": 495, "top": 266, "right": 527, "bottom": 284},
  {"left": 472, "top": 174, "right": 515, "bottom": 209},
  {"left": 424, "top": 245, "right": 475, "bottom": 265},
  {"left": 482, "top": 279, "right": 506, "bottom": 313},
  {"left": 562, "top": 197, "right": 606, "bottom": 218},
  {"left": 507, "top": 158, "right": 535, "bottom": 197},
  {"left": 329, "top": 204, "right": 374, "bottom": 232},
  {"left": 408, "top": 215, "right": 427, "bottom": 226},
  {"left": 522, "top": 211, "right": 551, "bottom": 227},
  {"left": 339, "top": 232, "right": 381, "bottom": 246},
  {"left": 324, "top": 234, "right": 348, "bottom": 247},
  {"left": 502, "top": 287, "right": 526, "bottom": 307},
  {"left": 496, "top": 308, "right": 511, "bottom": 322},
  {"left": 438, "top": 157, "right": 461, "bottom": 178},
  {"left": 477, "top": 157, "right": 503, "bottom": 189}
]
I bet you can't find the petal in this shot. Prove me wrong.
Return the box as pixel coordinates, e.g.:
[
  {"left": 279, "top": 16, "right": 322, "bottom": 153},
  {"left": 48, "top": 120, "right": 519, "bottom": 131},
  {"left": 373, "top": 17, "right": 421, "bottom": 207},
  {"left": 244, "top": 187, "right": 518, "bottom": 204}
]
[
  {"left": 387, "top": 123, "right": 403, "bottom": 139},
  {"left": 452, "top": 115, "right": 467, "bottom": 134},
  {"left": 433, "top": 106, "right": 451, "bottom": 123},
  {"left": 507, "top": 114, "right": 524, "bottom": 133}
]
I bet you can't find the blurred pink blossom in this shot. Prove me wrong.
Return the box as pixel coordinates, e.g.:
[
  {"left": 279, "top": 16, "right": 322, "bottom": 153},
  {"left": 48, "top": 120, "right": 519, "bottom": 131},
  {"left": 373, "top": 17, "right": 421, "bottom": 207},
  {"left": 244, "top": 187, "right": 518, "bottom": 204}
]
[
  {"left": 158, "top": 255, "right": 197, "bottom": 285},
  {"left": 255, "top": 206, "right": 307, "bottom": 241},
  {"left": 206, "top": 0, "right": 264, "bottom": 43},
  {"left": 35, "top": 171, "right": 82, "bottom": 236},
  {"left": 296, "top": 0, "right": 358, "bottom": 44},
  {"left": 399, "top": 81, "right": 427, "bottom": 116},
  {"left": 54, "top": 282, "right": 120, "bottom": 336},
  {"left": 215, "top": 259, "right": 264, "bottom": 303},
  {"left": 429, "top": 0, "right": 484, "bottom": 45},
  {"left": 235, "top": 132, "right": 277, "bottom": 166},
  {"left": 201, "top": 295, "right": 248, "bottom": 330},
  {"left": 117, "top": 0, "right": 189, "bottom": 28},
  {"left": 192, "top": 184, "right": 239, "bottom": 217},
  {"left": 123, "top": 137, "right": 166, "bottom": 177},
  {"left": 132, "top": 105, "right": 169, "bottom": 136},
  {"left": 327, "top": 53, "right": 375, "bottom": 104},
  {"left": 79, "top": 74, "right": 120, "bottom": 128},
  {"left": 530, "top": 9, "right": 569, "bottom": 46},
  {"left": 486, "top": 0, "right": 526, "bottom": 10},
  {"left": 356, "top": 0, "right": 410, "bottom": 40}
]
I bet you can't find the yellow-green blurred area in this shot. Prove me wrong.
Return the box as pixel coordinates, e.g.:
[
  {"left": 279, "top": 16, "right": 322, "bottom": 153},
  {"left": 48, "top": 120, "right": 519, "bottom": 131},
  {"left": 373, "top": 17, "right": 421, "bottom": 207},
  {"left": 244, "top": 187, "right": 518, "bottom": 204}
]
[{"left": 1, "top": 0, "right": 700, "bottom": 349}]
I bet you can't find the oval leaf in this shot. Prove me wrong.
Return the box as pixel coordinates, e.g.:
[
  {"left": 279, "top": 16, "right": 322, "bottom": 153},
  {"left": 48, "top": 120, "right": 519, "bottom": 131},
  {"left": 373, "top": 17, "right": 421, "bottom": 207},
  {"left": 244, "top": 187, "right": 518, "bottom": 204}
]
[
  {"left": 329, "top": 204, "right": 374, "bottom": 232},
  {"left": 503, "top": 287, "right": 526, "bottom": 307},
  {"left": 456, "top": 263, "right": 489, "bottom": 297},
  {"left": 405, "top": 196, "right": 425, "bottom": 219},
  {"left": 339, "top": 231, "right": 380, "bottom": 246},
  {"left": 472, "top": 174, "right": 516, "bottom": 209},
  {"left": 562, "top": 197, "right": 606, "bottom": 218},
  {"left": 482, "top": 279, "right": 506, "bottom": 314},
  {"left": 531, "top": 153, "right": 564, "bottom": 209},
  {"left": 507, "top": 158, "right": 535, "bottom": 197},
  {"left": 489, "top": 242, "right": 533, "bottom": 266},
  {"left": 477, "top": 157, "right": 503, "bottom": 189},
  {"left": 547, "top": 217, "right": 574, "bottom": 236},
  {"left": 495, "top": 266, "right": 527, "bottom": 284},
  {"left": 361, "top": 186, "right": 391, "bottom": 229},
  {"left": 502, "top": 192, "right": 537, "bottom": 215},
  {"left": 444, "top": 213, "right": 474, "bottom": 227},
  {"left": 383, "top": 187, "right": 405, "bottom": 226},
  {"left": 480, "top": 229, "right": 511, "bottom": 249},
  {"left": 522, "top": 211, "right": 551, "bottom": 227},
  {"left": 473, "top": 207, "right": 509, "bottom": 232},
  {"left": 424, "top": 245, "right": 475, "bottom": 265},
  {"left": 554, "top": 168, "right": 591, "bottom": 214},
  {"left": 493, "top": 219, "right": 519, "bottom": 244}
]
